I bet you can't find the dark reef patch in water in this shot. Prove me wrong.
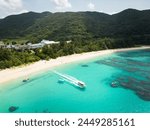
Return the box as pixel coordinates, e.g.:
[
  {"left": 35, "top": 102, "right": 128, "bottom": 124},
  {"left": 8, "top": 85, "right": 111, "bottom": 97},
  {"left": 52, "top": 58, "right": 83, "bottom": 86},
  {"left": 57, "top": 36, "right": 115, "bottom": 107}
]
[
  {"left": 117, "top": 49, "right": 150, "bottom": 58},
  {"left": 95, "top": 49, "right": 150, "bottom": 101},
  {"left": 8, "top": 106, "right": 19, "bottom": 112},
  {"left": 81, "top": 64, "right": 89, "bottom": 67},
  {"left": 109, "top": 75, "right": 150, "bottom": 101},
  {"left": 43, "top": 109, "right": 50, "bottom": 113}
]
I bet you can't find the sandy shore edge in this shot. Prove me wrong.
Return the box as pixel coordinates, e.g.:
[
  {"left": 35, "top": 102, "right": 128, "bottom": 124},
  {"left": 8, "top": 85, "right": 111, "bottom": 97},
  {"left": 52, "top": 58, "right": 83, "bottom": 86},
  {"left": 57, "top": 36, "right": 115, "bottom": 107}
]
[{"left": 0, "top": 46, "right": 150, "bottom": 84}]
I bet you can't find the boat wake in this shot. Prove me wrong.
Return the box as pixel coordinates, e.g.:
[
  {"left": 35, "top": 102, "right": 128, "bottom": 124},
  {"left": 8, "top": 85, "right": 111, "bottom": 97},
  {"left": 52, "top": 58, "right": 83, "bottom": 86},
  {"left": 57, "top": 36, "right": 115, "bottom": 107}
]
[{"left": 52, "top": 71, "right": 86, "bottom": 88}]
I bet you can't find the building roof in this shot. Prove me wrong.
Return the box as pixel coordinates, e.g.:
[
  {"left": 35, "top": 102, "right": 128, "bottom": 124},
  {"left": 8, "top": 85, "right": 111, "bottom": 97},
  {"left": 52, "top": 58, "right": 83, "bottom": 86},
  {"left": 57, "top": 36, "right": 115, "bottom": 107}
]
[{"left": 41, "top": 40, "right": 60, "bottom": 44}]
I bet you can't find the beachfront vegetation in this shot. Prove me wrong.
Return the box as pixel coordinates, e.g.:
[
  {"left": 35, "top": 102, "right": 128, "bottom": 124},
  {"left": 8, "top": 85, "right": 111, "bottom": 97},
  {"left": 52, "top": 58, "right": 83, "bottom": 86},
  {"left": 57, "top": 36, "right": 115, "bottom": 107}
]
[
  {"left": 0, "top": 37, "right": 134, "bottom": 69},
  {"left": 0, "top": 9, "right": 150, "bottom": 69}
]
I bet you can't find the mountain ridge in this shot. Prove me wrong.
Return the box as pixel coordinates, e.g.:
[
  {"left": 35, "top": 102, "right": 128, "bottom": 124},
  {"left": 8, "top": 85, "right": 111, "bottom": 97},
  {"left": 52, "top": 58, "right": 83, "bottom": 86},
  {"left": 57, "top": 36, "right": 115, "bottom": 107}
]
[{"left": 0, "top": 8, "right": 150, "bottom": 44}]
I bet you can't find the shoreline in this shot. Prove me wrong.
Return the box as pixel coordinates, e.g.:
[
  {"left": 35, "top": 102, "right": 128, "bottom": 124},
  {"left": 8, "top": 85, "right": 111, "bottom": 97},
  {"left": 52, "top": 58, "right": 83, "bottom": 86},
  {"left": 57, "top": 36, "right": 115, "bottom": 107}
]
[{"left": 0, "top": 46, "right": 150, "bottom": 84}]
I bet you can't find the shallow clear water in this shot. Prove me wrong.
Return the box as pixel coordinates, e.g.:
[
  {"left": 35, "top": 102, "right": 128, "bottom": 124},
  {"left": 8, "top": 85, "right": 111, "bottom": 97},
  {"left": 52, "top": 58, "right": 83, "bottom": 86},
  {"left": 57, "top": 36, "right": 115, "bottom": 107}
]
[{"left": 0, "top": 49, "right": 150, "bottom": 113}]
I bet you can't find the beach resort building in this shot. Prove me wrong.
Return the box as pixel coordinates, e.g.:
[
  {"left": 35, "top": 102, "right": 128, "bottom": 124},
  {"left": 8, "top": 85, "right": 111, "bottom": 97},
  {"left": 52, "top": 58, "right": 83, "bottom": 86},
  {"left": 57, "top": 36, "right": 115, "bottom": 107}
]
[
  {"left": 66, "top": 40, "right": 72, "bottom": 43},
  {"left": 27, "top": 43, "right": 44, "bottom": 49},
  {"left": 41, "top": 40, "right": 60, "bottom": 45},
  {"left": 27, "top": 40, "right": 60, "bottom": 49},
  {"left": 2, "top": 39, "right": 71, "bottom": 50},
  {"left": 6, "top": 45, "right": 16, "bottom": 49}
]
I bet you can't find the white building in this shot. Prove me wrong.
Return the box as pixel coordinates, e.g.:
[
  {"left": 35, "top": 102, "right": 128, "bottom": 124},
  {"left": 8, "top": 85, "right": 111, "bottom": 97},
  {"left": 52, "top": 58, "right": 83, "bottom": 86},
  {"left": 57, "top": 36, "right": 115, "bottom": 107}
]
[
  {"left": 6, "top": 45, "right": 15, "bottom": 49},
  {"left": 28, "top": 43, "right": 44, "bottom": 49},
  {"left": 27, "top": 40, "right": 60, "bottom": 49},
  {"left": 66, "top": 40, "right": 72, "bottom": 43},
  {"left": 2, "top": 39, "right": 61, "bottom": 50},
  {"left": 41, "top": 40, "right": 60, "bottom": 45}
]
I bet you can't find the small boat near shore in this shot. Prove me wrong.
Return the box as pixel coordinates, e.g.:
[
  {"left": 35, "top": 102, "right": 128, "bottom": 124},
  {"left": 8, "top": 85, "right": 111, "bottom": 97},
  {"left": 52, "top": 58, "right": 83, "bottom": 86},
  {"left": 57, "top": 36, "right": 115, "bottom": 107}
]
[
  {"left": 58, "top": 79, "right": 65, "bottom": 84},
  {"left": 111, "top": 81, "right": 119, "bottom": 87},
  {"left": 22, "top": 78, "right": 29, "bottom": 82}
]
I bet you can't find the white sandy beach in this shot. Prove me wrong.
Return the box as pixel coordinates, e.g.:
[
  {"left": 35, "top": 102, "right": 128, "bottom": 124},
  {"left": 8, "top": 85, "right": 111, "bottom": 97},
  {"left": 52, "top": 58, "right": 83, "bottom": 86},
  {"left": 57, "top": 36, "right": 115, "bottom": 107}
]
[{"left": 0, "top": 46, "right": 150, "bottom": 84}]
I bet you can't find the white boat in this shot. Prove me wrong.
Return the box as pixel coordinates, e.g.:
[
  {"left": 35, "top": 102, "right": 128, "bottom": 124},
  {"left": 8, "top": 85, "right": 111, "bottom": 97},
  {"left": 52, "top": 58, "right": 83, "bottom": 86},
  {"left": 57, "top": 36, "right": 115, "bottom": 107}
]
[
  {"left": 53, "top": 71, "right": 86, "bottom": 88},
  {"left": 58, "top": 78, "right": 65, "bottom": 84}
]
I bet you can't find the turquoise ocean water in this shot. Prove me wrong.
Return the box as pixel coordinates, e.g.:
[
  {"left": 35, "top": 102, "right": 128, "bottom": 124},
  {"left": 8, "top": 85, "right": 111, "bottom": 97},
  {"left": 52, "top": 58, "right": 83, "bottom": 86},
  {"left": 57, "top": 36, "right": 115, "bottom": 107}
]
[{"left": 0, "top": 49, "right": 150, "bottom": 113}]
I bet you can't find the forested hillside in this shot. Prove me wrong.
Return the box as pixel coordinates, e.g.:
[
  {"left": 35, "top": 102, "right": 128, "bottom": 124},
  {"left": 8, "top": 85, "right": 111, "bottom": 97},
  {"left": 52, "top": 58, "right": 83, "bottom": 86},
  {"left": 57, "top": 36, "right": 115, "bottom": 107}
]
[
  {"left": 0, "top": 9, "right": 150, "bottom": 44},
  {"left": 0, "top": 9, "right": 150, "bottom": 69}
]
